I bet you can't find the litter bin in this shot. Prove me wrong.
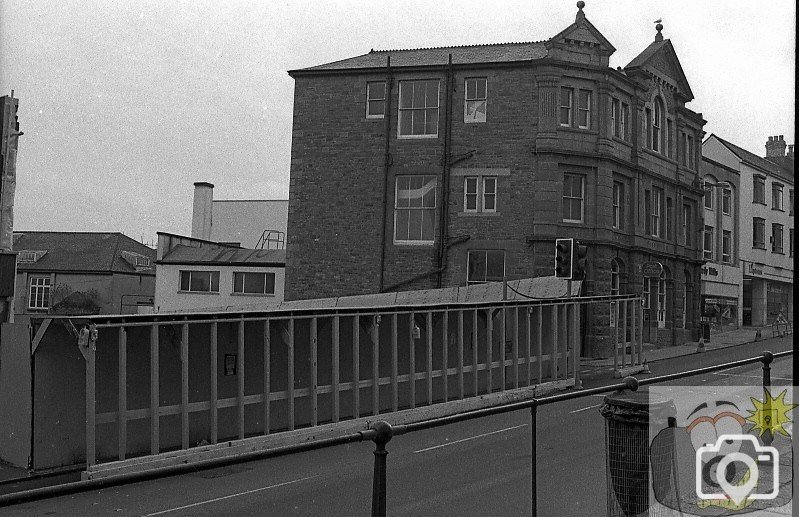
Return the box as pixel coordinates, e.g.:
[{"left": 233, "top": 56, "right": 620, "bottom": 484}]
[{"left": 601, "top": 389, "right": 675, "bottom": 517}]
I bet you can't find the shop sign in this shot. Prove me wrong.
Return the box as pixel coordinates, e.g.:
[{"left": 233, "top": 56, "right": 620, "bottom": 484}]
[
  {"left": 701, "top": 266, "right": 719, "bottom": 276},
  {"left": 704, "top": 297, "right": 737, "bottom": 306},
  {"left": 641, "top": 261, "right": 663, "bottom": 278}
]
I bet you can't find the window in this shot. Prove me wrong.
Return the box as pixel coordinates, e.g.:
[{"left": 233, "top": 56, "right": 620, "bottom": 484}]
[
  {"left": 612, "top": 181, "right": 624, "bottom": 229},
  {"left": 620, "top": 103, "right": 629, "bottom": 140},
  {"left": 790, "top": 228, "right": 794, "bottom": 257},
  {"left": 134, "top": 256, "right": 151, "bottom": 267},
  {"left": 650, "top": 188, "right": 664, "bottom": 237},
  {"left": 679, "top": 132, "right": 687, "bottom": 166},
  {"left": 753, "top": 176, "right": 766, "bottom": 204},
  {"left": 482, "top": 177, "right": 496, "bottom": 212},
  {"left": 682, "top": 270, "right": 691, "bottom": 328},
  {"left": 722, "top": 188, "right": 731, "bottom": 215},
  {"left": 772, "top": 183, "right": 784, "bottom": 210},
  {"left": 611, "top": 99, "right": 620, "bottom": 137},
  {"left": 645, "top": 108, "right": 652, "bottom": 150},
  {"left": 657, "top": 270, "right": 667, "bottom": 328},
  {"left": 395, "top": 175, "right": 436, "bottom": 243},
  {"left": 753, "top": 217, "right": 765, "bottom": 248},
  {"left": 666, "top": 197, "right": 673, "bottom": 240},
  {"left": 722, "top": 230, "right": 732, "bottom": 263},
  {"left": 682, "top": 203, "right": 692, "bottom": 247},
  {"left": 562, "top": 174, "right": 584, "bottom": 222},
  {"left": 666, "top": 119, "right": 673, "bottom": 158},
  {"left": 577, "top": 89, "right": 591, "bottom": 129},
  {"left": 463, "top": 176, "right": 496, "bottom": 213},
  {"left": 467, "top": 250, "right": 505, "bottom": 284},
  {"left": 559, "top": 88, "right": 572, "bottom": 126},
  {"left": 772, "top": 223, "right": 784, "bottom": 253},
  {"left": 704, "top": 183, "right": 713, "bottom": 210},
  {"left": 642, "top": 276, "right": 652, "bottom": 309},
  {"left": 366, "top": 82, "right": 386, "bottom": 119},
  {"left": 233, "top": 272, "right": 275, "bottom": 295},
  {"left": 790, "top": 189, "right": 795, "bottom": 215},
  {"left": 28, "top": 275, "right": 51, "bottom": 310},
  {"left": 398, "top": 80, "right": 439, "bottom": 137},
  {"left": 464, "top": 78, "right": 487, "bottom": 123},
  {"left": 652, "top": 99, "right": 663, "bottom": 152},
  {"left": 703, "top": 225, "right": 714, "bottom": 260},
  {"left": 688, "top": 135, "right": 695, "bottom": 169},
  {"left": 610, "top": 260, "right": 621, "bottom": 327},
  {"left": 179, "top": 271, "right": 220, "bottom": 293}
]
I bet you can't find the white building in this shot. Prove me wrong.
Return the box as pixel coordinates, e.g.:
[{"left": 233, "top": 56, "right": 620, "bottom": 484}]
[{"left": 702, "top": 134, "right": 793, "bottom": 326}]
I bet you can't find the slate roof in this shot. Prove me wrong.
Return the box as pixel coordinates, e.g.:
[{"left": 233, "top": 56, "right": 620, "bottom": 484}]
[
  {"left": 12, "top": 232, "right": 156, "bottom": 274},
  {"left": 290, "top": 41, "right": 549, "bottom": 73},
  {"left": 158, "top": 245, "right": 286, "bottom": 267},
  {"left": 711, "top": 135, "right": 795, "bottom": 180}
]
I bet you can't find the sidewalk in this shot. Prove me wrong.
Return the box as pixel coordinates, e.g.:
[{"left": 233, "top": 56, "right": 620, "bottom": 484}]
[{"left": 582, "top": 325, "right": 781, "bottom": 370}]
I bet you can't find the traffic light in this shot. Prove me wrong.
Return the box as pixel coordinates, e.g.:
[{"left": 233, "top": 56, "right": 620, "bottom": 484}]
[
  {"left": 554, "top": 238, "right": 573, "bottom": 279},
  {"left": 574, "top": 243, "right": 588, "bottom": 279}
]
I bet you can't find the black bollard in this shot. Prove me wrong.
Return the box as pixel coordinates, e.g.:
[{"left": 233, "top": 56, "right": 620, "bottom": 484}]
[
  {"left": 370, "top": 421, "right": 393, "bottom": 517},
  {"left": 761, "top": 351, "right": 774, "bottom": 446}
]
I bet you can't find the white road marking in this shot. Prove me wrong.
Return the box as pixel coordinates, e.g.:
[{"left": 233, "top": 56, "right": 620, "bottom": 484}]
[
  {"left": 413, "top": 424, "right": 528, "bottom": 453},
  {"left": 569, "top": 403, "right": 602, "bottom": 414},
  {"left": 142, "top": 475, "right": 318, "bottom": 516},
  {"left": 711, "top": 372, "right": 793, "bottom": 381}
]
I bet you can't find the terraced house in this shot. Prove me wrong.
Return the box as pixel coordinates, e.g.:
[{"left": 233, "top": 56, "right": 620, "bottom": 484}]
[{"left": 285, "top": 3, "right": 707, "bottom": 357}]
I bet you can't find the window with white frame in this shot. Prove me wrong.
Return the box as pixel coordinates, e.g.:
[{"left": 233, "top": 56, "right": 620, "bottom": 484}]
[
  {"left": 704, "top": 183, "right": 713, "bottom": 210},
  {"left": 772, "top": 223, "right": 784, "bottom": 253},
  {"left": 464, "top": 78, "right": 487, "bottom": 123},
  {"left": 682, "top": 203, "right": 692, "bottom": 247},
  {"left": 559, "top": 88, "right": 572, "bottom": 127},
  {"left": 467, "top": 250, "right": 505, "bottom": 284},
  {"left": 703, "top": 225, "right": 714, "bottom": 260},
  {"left": 772, "top": 183, "right": 784, "bottom": 210},
  {"left": 656, "top": 270, "right": 667, "bottom": 328},
  {"left": 562, "top": 174, "right": 584, "bottom": 222},
  {"left": 621, "top": 102, "right": 629, "bottom": 140},
  {"left": 577, "top": 89, "right": 591, "bottom": 129},
  {"left": 642, "top": 276, "right": 652, "bottom": 309},
  {"left": 394, "top": 175, "right": 436, "bottom": 243},
  {"left": 233, "top": 272, "right": 275, "bottom": 295},
  {"left": 611, "top": 99, "right": 620, "bottom": 137},
  {"left": 722, "top": 230, "right": 732, "bottom": 263},
  {"left": 753, "top": 217, "right": 765, "bottom": 248},
  {"left": 179, "top": 270, "right": 220, "bottom": 293},
  {"left": 398, "top": 80, "right": 439, "bottom": 137},
  {"left": 652, "top": 98, "right": 663, "bottom": 152},
  {"left": 463, "top": 176, "right": 497, "bottom": 213},
  {"left": 650, "top": 188, "right": 663, "bottom": 237},
  {"left": 612, "top": 181, "right": 624, "bottom": 229},
  {"left": 610, "top": 259, "right": 620, "bottom": 327},
  {"left": 722, "top": 188, "right": 732, "bottom": 215},
  {"left": 28, "top": 275, "right": 51, "bottom": 310},
  {"left": 366, "top": 82, "right": 386, "bottom": 119}
]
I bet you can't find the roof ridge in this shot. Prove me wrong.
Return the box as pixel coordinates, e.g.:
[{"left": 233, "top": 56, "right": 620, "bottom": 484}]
[{"left": 368, "top": 40, "right": 548, "bottom": 54}]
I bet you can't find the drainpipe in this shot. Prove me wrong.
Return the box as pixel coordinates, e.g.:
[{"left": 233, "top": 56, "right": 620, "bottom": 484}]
[
  {"left": 378, "top": 56, "right": 393, "bottom": 292},
  {"left": 436, "top": 54, "right": 454, "bottom": 288}
]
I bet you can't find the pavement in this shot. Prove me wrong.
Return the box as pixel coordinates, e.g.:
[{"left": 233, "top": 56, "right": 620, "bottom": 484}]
[{"left": 0, "top": 324, "right": 789, "bottom": 492}]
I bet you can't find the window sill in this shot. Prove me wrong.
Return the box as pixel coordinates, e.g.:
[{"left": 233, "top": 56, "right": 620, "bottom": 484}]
[
  {"left": 458, "top": 211, "right": 500, "bottom": 217},
  {"left": 771, "top": 251, "right": 785, "bottom": 255},
  {"left": 177, "top": 291, "right": 220, "bottom": 295},
  {"left": 772, "top": 207, "right": 785, "bottom": 212},
  {"left": 365, "top": 115, "right": 384, "bottom": 121},
  {"left": 753, "top": 245, "right": 766, "bottom": 250},
  {"left": 753, "top": 201, "right": 767, "bottom": 206},
  {"left": 397, "top": 134, "right": 439, "bottom": 140},
  {"left": 562, "top": 219, "right": 584, "bottom": 224},
  {"left": 393, "top": 241, "right": 435, "bottom": 247},
  {"left": 231, "top": 292, "right": 276, "bottom": 297}
]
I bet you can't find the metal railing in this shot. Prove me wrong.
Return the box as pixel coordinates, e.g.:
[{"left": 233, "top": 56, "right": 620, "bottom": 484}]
[{"left": 0, "top": 349, "right": 790, "bottom": 510}]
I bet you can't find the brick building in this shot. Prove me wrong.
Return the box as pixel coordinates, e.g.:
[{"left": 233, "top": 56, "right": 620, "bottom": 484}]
[{"left": 285, "top": 3, "right": 706, "bottom": 357}]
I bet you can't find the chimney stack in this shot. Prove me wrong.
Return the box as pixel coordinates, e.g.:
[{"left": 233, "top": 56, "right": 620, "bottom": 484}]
[
  {"left": 191, "top": 182, "right": 214, "bottom": 241},
  {"left": 787, "top": 144, "right": 794, "bottom": 158},
  {"left": 765, "top": 135, "right": 787, "bottom": 158}
]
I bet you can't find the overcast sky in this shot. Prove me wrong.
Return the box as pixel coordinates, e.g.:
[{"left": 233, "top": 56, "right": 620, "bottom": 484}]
[{"left": 1, "top": 0, "right": 795, "bottom": 244}]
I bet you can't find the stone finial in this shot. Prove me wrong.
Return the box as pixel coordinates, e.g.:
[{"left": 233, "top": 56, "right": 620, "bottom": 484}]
[
  {"left": 655, "top": 21, "right": 664, "bottom": 42},
  {"left": 576, "top": 1, "right": 585, "bottom": 21}
]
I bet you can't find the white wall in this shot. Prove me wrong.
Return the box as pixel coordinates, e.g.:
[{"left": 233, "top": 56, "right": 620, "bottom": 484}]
[{"left": 155, "top": 264, "right": 285, "bottom": 313}]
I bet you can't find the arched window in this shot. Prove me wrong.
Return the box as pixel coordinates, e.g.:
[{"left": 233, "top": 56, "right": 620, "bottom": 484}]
[{"left": 653, "top": 98, "right": 664, "bottom": 152}]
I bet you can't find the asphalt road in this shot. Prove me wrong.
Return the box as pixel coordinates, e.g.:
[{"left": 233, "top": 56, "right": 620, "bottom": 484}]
[{"left": 1, "top": 336, "right": 793, "bottom": 517}]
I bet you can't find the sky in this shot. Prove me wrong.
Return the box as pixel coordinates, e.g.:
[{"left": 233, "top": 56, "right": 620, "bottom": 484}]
[{"left": 1, "top": 0, "right": 795, "bottom": 245}]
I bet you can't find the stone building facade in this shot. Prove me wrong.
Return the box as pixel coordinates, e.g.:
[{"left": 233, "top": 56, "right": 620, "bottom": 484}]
[{"left": 285, "top": 4, "right": 706, "bottom": 357}]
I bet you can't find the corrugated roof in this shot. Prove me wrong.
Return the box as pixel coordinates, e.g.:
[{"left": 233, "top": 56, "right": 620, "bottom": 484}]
[
  {"left": 291, "top": 41, "right": 549, "bottom": 73},
  {"left": 12, "top": 232, "right": 156, "bottom": 274},
  {"left": 712, "top": 135, "right": 794, "bottom": 179},
  {"left": 158, "top": 245, "right": 286, "bottom": 266}
]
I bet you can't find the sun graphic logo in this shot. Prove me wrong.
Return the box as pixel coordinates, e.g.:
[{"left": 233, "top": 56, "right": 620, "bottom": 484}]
[{"left": 745, "top": 388, "right": 797, "bottom": 439}]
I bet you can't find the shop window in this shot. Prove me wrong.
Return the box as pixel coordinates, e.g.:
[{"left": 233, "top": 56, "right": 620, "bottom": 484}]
[{"left": 467, "top": 250, "right": 505, "bottom": 284}]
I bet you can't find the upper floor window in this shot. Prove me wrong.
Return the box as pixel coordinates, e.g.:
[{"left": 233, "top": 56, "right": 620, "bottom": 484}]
[
  {"left": 753, "top": 176, "right": 766, "bottom": 204},
  {"left": 366, "top": 82, "right": 386, "bottom": 119},
  {"left": 790, "top": 228, "right": 794, "bottom": 257},
  {"left": 395, "top": 175, "right": 436, "bottom": 243},
  {"left": 467, "top": 250, "right": 505, "bottom": 284},
  {"left": 651, "top": 188, "right": 664, "bottom": 238},
  {"left": 577, "top": 89, "right": 591, "bottom": 129},
  {"left": 772, "top": 223, "right": 784, "bottom": 253},
  {"left": 682, "top": 203, "right": 692, "bottom": 247},
  {"left": 688, "top": 135, "right": 695, "bottom": 169},
  {"left": 666, "top": 197, "right": 674, "bottom": 241},
  {"left": 790, "top": 189, "right": 794, "bottom": 216},
  {"left": 562, "top": 173, "right": 584, "bottom": 223},
  {"left": 609, "top": 259, "right": 622, "bottom": 327},
  {"left": 666, "top": 119, "right": 673, "bottom": 158},
  {"left": 398, "top": 80, "right": 439, "bottom": 137},
  {"left": 722, "top": 188, "right": 732, "bottom": 215},
  {"left": 233, "top": 272, "right": 276, "bottom": 295},
  {"left": 652, "top": 98, "right": 663, "bottom": 152},
  {"left": 612, "top": 181, "right": 624, "bottom": 229},
  {"left": 753, "top": 217, "right": 766, "bottom": 249},
  {"left": 180, "top": 270, "right": 220, "bottom": 293},
  {"left": 559, "top": 88, "right": 572, "bottom": 127},
  {"left": 464, "top": 78, "right": 487, "bottom": 123},
  {"left": 620, "top": 102, "right": 629, "bottom": 140},
  {"left": 611, "top": 99, "right": 620, "bottom": 138},
  {"left": 722, "top": 230, "right": 732, "bottom": 263},
  {"left": 463, "top": 176, "right": 496, "bottom": 213},
  {"left": 704, "top": 184, "right": 713, "bottom": 210},
  {"left": 703, "top": 225, "right": 714, "bottom": 260},
  {"left": 28, "top": 275, "right": 51, "bottom": 310},
  {"left": 772, "top": 183, "right": 784, "bottom": 210}
]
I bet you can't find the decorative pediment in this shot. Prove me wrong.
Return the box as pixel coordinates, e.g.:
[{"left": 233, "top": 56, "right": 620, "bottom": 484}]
[
  {"left": 546, "top": 3, "right": 616, "bottom": 66},
  {"left": 625, "top": 38, "right": 694, "bottom": 101}
]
